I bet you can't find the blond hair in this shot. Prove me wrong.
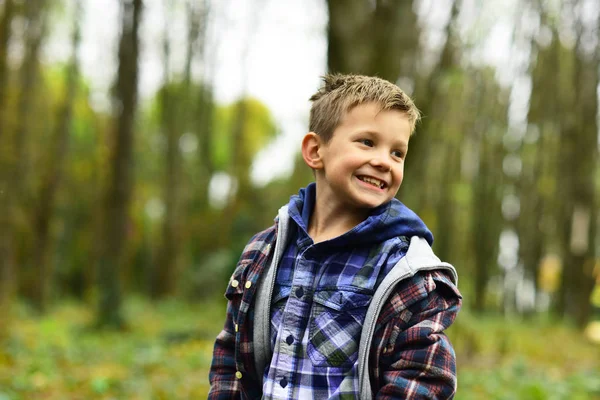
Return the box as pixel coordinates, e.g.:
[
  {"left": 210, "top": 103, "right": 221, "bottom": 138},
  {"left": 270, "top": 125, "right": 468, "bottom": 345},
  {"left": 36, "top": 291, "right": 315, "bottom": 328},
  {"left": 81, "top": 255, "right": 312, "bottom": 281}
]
[{"left": 309, "top": 74, "right": 420, "bottom": 142}]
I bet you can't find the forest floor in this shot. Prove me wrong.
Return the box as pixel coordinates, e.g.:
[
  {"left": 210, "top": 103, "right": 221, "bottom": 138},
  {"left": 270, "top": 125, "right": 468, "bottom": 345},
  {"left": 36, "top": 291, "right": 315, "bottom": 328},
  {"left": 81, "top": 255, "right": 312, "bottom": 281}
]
[{"left": 0, "top": 297, "right": 599, "bottom": 399}]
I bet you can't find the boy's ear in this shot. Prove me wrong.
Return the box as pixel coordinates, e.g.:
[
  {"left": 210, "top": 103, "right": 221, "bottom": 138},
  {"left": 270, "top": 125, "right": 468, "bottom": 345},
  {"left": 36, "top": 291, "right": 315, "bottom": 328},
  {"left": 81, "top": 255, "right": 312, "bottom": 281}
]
[{"left": 301, "top": 132, "right": 324, "bottom": 170}]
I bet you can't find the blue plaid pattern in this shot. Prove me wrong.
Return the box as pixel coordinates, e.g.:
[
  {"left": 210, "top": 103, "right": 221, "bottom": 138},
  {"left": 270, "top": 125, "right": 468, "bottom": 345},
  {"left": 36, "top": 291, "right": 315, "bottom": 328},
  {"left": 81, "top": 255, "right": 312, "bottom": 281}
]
[
  {"left": 209, "top": 184, "right": 462, "bottom": 399},
  {"left": 262, "top": 189, "right": 409, "bottom": 399}
]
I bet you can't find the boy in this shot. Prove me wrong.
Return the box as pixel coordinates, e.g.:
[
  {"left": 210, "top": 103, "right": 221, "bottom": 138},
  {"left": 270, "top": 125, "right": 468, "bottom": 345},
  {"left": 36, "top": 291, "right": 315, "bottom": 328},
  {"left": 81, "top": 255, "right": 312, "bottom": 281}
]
[{"left": 209, "top": 74, "right": 462, "bottom": 399}]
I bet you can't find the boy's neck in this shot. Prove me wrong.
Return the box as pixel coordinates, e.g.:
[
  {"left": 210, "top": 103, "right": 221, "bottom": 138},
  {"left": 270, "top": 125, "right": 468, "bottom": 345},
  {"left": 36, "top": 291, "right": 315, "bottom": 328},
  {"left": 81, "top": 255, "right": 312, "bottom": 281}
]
[{"left": 307, "top": 198, "right": 369, "bottom": 244}]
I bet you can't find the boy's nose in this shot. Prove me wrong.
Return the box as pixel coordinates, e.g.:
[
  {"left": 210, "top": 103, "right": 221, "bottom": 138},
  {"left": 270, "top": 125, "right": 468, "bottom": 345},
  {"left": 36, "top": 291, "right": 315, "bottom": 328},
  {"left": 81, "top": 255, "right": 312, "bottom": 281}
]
[{"left": 370, "top": 155, "right": 392, "bottom": 172}]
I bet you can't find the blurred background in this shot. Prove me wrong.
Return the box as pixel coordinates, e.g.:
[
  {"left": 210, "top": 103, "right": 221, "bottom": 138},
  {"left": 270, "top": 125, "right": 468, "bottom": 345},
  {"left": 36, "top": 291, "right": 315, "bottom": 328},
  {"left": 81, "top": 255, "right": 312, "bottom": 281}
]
[{"left": 0, "top": 0, "right": 599, "bottom": 398}]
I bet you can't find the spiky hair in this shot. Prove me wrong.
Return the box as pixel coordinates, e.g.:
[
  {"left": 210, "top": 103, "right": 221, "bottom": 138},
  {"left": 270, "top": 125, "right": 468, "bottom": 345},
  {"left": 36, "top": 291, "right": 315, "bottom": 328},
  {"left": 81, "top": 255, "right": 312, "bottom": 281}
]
[{"left": 309, "top": 73, "right": 420, "bottom": 142}]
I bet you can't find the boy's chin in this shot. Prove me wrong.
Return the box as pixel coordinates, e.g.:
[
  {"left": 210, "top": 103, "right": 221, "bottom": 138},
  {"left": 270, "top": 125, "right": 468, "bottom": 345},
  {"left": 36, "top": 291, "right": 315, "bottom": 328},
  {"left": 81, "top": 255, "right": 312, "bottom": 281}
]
[{"left": 353, "top": 196, "right": 393, "bottom": 210}]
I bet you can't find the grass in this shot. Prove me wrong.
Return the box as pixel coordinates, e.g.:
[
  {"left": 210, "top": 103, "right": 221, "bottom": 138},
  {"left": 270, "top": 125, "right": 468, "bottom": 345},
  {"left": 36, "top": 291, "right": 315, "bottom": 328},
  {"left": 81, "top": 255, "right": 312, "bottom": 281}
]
[
  {"left": 0, "top": 298, "right": 598, "bottom": 399},
  {"left": 0, "top": 297, "right": 227, "bottom": 399},
  {"left": 448, "top": 312, "right": 600, "bottom": 399}
]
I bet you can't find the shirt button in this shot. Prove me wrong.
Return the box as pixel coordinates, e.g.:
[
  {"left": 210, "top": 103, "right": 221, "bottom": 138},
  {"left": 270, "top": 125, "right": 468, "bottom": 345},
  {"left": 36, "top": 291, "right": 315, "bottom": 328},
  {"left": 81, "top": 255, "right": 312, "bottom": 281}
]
[
  {"left": 231, "top": 280, "right": 239, "bottom": 288},
  {"left": 280, "top": 377, "right": 288, "bottom": 388},
  {"left": 295, "top": 287, "right": 304, "bottom": 298},
  {"left": 245, "top": 281, "right": 252, "bottom": 289},
  {"left": 285, "top": 335, "right": 294, "bottom": 345},
  {"left": 235, "top": 371, "right": 243, "bottom": 379}
]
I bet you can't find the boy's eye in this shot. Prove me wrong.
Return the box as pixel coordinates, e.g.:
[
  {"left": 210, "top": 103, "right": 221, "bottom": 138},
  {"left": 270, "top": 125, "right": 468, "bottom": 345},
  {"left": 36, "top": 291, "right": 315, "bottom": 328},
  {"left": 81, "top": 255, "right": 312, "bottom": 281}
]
[
  {"left": 392, "top": 150, "right": 405, "bottom": 159},
  {"left": 359, "top": 139, "right": 374, "bottom": 147}
]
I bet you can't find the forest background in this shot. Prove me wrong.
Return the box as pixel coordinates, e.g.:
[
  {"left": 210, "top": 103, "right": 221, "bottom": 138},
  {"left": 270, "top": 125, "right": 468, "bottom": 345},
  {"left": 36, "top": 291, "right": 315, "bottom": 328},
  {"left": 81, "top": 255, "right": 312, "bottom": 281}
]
[{"left": 0, "top": 0, "right": 600, "bottom": 398}]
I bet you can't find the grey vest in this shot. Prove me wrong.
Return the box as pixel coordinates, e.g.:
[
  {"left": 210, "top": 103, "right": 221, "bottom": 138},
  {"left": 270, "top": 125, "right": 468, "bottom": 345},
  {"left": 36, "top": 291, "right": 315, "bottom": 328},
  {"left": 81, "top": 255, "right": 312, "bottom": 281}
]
[{"left": 253, "top": 206, "right": 458, "bottom": 399}]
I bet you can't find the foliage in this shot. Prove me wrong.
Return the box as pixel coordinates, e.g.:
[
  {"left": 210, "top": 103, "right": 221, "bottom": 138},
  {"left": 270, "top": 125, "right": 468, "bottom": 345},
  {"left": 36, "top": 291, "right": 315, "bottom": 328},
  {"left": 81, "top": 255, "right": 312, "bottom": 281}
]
[
  {"left": 448, "top": 311, "right": 600, "bottom": 399},
  {"left": 457, "top": 361, "right": 600, "bottom": 400},
  {"left": 0, "top": 298, "right": 226, "bottom": 399}
]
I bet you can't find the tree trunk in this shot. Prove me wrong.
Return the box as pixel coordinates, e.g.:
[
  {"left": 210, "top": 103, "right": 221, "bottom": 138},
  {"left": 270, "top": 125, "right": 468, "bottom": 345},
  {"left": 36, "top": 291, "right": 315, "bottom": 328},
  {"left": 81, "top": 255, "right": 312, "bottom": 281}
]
[
  {"left": 0, "top": 0, "right": 15, "bottom": 139},
  {"left": 516, "top": 145, "right": 545, "bottom": 314},
  {"left": 13, "top": 0, "right": 48, "bottom": 304},
  {"left": 0, "top": 0, "right": 16, "bottom": 333},
  {"left": 521, "top": 10, "right": 557, "bottom": 314},
  {"left": 153, "top": 5, "right": 179, "bottom": 298},
  {"left": 471, "top": 135, "right": 503, "bottom": 313},
  {"left": 96, "top": 0, "right": 142, "bottom": 329},
  {"left": 187, "top": 0, "right": 212, "bottom": 208},
  {"left": 403, "top": 1, "right": 458, "bottom": 215},
  {"left": 14, "top": 0, "right": 47, "bottom": 192},
  {"left": 217, "top": 99, "right": 249, "bottom": 248},
  {"left": 433, "top": 144, "right": 459, "bottom": 263},
  {"left": 561, "top": 49, "right": 598, "bottom": 328},
  {"left": 327, "top": 0, "right": 419, "bottom": 81},
  {"left": 196, "top": 85, "right": 214, "bottom": 210},
  {"left": 31, "top": 0, "right": 81, "bottom": 313},
  {"left": 554, "top": 5, "right": 599, "bottom": 328}
]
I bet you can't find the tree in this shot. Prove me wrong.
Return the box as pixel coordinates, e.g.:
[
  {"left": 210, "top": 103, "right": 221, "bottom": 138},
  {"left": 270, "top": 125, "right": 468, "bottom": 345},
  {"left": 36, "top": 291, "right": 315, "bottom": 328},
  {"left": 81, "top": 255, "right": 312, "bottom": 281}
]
[
  {"left": 327, "top": 0, "right": 420, "bottom": 81},
  {"left": 151, "top": 1, "right": 179, "bottom": 299},
  {"left": 97, "top": 0, "right": 143, "bottom": 328},
  {"left": 151, "top": 0, "right": 211, "bottom": 298},
  {"left": 12, "top": 0, "right": 49, "bottom": 305},
  {"left": 521, "top": 5, "right": 559, "bottom": 313},
  {"left": 0, "top": 0, "right": 14, "bottom": 139},
  {"left": 0, "top": 0, "right": 16, "bottom": 332},
  {"left": 555, "top": 5, "right": 599, "bottom": 327},
  {"left": 31, "top": 0, "right": 82, "bottom": 312}
]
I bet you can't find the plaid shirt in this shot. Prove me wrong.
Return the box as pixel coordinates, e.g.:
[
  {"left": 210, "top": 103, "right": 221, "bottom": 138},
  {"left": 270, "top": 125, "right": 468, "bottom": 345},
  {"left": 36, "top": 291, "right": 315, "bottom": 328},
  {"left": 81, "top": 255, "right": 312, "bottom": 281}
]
[
  {"left": 263, "top": 188, "right": 411, "bottom": 398},
  {"left": 209, "top": 197, "right": 462, "bottom": 399}
]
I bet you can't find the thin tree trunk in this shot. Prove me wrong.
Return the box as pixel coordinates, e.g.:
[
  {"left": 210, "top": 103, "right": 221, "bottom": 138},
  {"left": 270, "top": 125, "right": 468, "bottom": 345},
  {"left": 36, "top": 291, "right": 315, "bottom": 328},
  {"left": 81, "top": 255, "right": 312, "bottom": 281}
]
[
  {"left": 434, "top": 145, "right": 459, "bottom": 263},
  {"left": 217, "top": 99, "right": 248, "bottom": 248},
  {"left": 525, "top": 7, "right": 565, "bottom": 318},
  {"left": 469, "top": 69, "right": 507, "bottom": 313},
  {"left": 153, "top": 3, "right": 179, "bottom": 298},
  {"left": 14, "top": 0, "right": 47, "bottom": 190},
  {"left": 0, "top": 0, "right": 15, "bottom": 139},
  {"left": 566, "top": 46, "right": 598, "bottom": 328},
  {"left": 97, "top": 0, "right": 142, "bottom": 328},
  {"left": 13, "top": 0, "right": 47, "bottom": 303},
  {"left": 472, "top": 136, "right": 503, "bottom": 313},
  {"left": 555, "top": 7, "right": 599, "bottom": 327},
  {"left": 196, "top": 85, "right": 213, "bottom": 210},
  {"left": 403, "top": 0, "right": 458, "bottom": 215},
  {"left": 516, "top": 131, "right": 546, "bottom": 315},
  {"left": 521, "top": 6, "right": 557, "bottom": 315},
  {"left": 0, "top": 0, "right": 16, "bottom": 320},
  {"left": 31, "top": 0, "right": 81, "bottom": 313},
  {"left": 192, "top": 0, "right": 212, "bottom": 210}
]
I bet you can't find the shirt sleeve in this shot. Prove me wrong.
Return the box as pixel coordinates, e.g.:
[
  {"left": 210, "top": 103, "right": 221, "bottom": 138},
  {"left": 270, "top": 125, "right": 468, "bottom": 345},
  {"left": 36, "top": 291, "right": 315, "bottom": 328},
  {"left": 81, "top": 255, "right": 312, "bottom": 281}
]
[
  {"left": 376, "top": 273, "right": 462, "bottom": 400},
  {"left": 208, "top": 299, "right": 242, "bottom": 400}
]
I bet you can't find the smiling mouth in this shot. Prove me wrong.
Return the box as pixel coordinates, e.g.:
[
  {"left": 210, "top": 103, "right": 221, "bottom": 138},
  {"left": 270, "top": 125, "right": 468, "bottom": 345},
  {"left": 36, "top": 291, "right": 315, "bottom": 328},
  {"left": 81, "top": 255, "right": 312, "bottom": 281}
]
[{"left": 357, "top": 176, "right": 386, "bottom": 189}]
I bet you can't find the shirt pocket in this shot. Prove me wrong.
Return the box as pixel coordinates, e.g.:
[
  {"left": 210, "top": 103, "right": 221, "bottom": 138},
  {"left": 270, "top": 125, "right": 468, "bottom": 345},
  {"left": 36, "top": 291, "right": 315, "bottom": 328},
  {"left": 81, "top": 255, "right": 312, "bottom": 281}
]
[
  {"left": 307, "top": 289, "right": 372, "bottom": 368},
  {"left": 224, "top": 261, "right": 249, "bottom": 324},
  {"left": 272, "top": 284, "right": 292, "bottom": 304},
  {"left": 224, "top": 261, "right": 248, "bottom": 300}
]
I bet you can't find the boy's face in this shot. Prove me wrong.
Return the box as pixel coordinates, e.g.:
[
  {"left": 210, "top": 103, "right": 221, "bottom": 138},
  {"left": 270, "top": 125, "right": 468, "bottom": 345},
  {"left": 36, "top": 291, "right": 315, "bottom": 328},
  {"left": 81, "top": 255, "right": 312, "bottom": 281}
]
[{"left": 307, "top": 102, "right": 411, "bottom": 211}]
